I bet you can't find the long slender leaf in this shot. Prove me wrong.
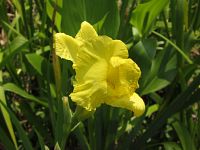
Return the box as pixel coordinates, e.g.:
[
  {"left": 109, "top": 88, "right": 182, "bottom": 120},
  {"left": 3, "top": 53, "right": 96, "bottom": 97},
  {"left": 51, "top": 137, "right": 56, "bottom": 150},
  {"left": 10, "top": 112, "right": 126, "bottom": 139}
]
[
  {"left": 0, "top": 101, "right": 34, "bottom": 150},
  {"left": 162, "top": 142, "right": 182, "bottom": 150},
  {"left": 0, "top": 53, "right": 18, "bottom": 149},
  {"left": 133, "top": 75, "right": 200, "bottom": 149},
  {"left": 0, "top": 36, "right": 28, "bottom": 69},
  {"left": 1, "top": 20, "right": 23, "bottom": 37},
  {"left": 0, "top": 85, "right": 18, "bottom": 149},
  {"left": 0, "top": 126, "right": 16, "bottom": 150},
  {"left": 0, "top": 0, "right": 9, "bottom": 32},
  {"left": 173, "top": 121, "right": 196, "bottom": 150},
  {"left": 3, "top": 83, "right": 47, "bottom": 107},
  {"left": 35, "top": 129, "right": 45, "bottom": 150},
  {"left": 171, "top": 0, "right": 184, "bottom": 49},
  {"left": 152, "top": 31, "right": 193, "bottom": 64}
]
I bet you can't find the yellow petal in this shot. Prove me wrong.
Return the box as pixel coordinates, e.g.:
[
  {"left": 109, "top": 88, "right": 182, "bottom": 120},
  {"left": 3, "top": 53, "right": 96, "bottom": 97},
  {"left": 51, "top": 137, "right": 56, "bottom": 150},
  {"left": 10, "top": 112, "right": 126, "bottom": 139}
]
[
  {"left": 107, "top": 57, "right": 141, "bottom": 97},
  {"left": 71, "top": 35, "right": 111, "bottom": 110},
  {"left": 54, "top": 33, "right": 79, "bottom": 62},
  {"left": 74, "top": 36, "right": 112, "bottom": 82},
  {"left": 130, "top": 93, "right": 145, "bottom": 117},
  {"left": 70, "top": 80, "right": 107, "bottom": 111},
  {"left": 71, "top": 46, "right": 108, "bottom": 110},
  {"left": 109, "top": 40, "right": 128, "bottom": 59},
  {"left": 74, "top": 48, "right": 108, "bottom": 83},
  {"left": 54, "top": 22, "right": 145, "bottom": 115},
  {"left": 105, "top": 93, "right": 145, "bottom": 117},
  {"left": 75, "top": 21, "right": 98, "bottom": 41},
  {"left": 117, "top": 58, "right": 141, "bottom": 92}
]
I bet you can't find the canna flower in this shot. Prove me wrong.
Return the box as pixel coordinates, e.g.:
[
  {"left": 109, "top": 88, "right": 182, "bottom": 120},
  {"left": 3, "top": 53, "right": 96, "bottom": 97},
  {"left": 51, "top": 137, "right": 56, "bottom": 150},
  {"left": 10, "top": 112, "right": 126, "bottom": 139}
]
[{"left": 54, "top": 21, "right": 145, "bottom": 116}]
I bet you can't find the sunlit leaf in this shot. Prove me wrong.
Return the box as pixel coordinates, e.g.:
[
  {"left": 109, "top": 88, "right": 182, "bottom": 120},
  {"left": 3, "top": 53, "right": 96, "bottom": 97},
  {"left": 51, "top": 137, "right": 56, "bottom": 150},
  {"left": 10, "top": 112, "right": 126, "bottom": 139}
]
[
  {"left": 3, "top": 83, "right": 47, "bottom": 107},
  {"left": 0, "top": 101, "right": 34, "bottom": 150},
  {"left": 130, "top": 0, "right": 169, "bottom": 36},
  {"left": 0, "top": 53, "right": 17, "bottom": 148},
  {"left": 0, "top": 36, "right": 28, "bottom": 69}
]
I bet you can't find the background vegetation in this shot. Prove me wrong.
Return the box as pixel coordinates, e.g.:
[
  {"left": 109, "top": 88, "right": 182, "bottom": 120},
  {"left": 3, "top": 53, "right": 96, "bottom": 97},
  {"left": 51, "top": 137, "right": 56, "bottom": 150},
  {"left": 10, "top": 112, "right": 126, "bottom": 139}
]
[{"left": 0, "top": 0, "right": 199, "bottom": 149}]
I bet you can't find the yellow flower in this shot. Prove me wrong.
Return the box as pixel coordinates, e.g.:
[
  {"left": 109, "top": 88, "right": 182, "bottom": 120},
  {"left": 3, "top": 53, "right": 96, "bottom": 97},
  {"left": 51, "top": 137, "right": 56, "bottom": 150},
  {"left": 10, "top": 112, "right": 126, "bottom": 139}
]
[{"left": 54, "top": 21, "right": 145, "bottom": 116}]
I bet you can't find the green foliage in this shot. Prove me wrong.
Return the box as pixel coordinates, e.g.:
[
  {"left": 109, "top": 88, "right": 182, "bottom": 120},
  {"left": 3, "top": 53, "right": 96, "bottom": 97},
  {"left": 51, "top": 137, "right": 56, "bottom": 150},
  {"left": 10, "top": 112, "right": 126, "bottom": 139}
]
[
  {"left": 0, "top": 0, "right": 199, "bottom": 150},
  {"left": 173, "top": 121, "right": 196, "bottom": 150},
  {"left": 3, "top": 83, "right": 47, "bottom": 106},
  {"left": 130, "top": 0, "right": 169, "bottom": 37},
  {"left": 60, "top": 0, "right": 119, "bottom": 38}
]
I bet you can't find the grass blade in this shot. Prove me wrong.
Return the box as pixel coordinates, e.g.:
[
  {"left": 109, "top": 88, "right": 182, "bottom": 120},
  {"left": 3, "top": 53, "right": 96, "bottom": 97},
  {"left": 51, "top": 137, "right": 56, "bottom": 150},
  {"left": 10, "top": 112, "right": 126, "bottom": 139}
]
[
  {"left": 0, "top": 126, "right": 16, "bottom": 150},
  {"left": 0, "top": 101, "right": 34, "bottom": 150},
  {"left": 173, "top": 121, "right": 196, "bottom": 150},
  {"left": 35, "top": 129, "right": 45, "bottom": 150},
  {"left": 3, "top": 83, "right": 47, "bottom": 106},
  {"left": 152, "top": 31, "right": 193, "bottom": 64},
  {"left": 133, "top": 75, "right": 200, "bottom": 148},
  {"left": 0, "top": 36, "right": 28, "bottom": 69},
  {"left": 0, "top": 53, "right": 18, "bottom": 149}
]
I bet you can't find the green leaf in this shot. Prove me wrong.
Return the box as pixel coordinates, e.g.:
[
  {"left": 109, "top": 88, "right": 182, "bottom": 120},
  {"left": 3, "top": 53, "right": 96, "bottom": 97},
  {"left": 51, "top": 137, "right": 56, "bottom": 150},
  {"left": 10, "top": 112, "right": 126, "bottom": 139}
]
[
  {"left": 130, "top": 40, "right": 152, "bottom": 76},
  {"left": 25, "top": 53, "right": 53, "bottom": 78},
  {"left": 0, "top": 53, "right": 18, "bottom": 149},
  {"left": 130, "top": 41, "right": 177, "bottom": 95},
  {"left": 0, "top": 0, "right": 9, "bottom": 31},
  {"left": 0, "top": 126, "right": 16, "bottom": 150},
  {"left": 74, "top": 124, "right": 91, "bottom": 150},
  {"left": 11, "top": 0, "right": 24, "bottom": 23},
  {"left": 132, "top": 75, "right": 200, "bottom": 149},
  {"left": 60, "top": 97, "right": 72, "bottom": 149},
  {"left": 3, "top": 83, "right": 47, "bottom": 107},
  {"left": 26, "top": 54, "right": 43, "bottom": 75},
  {"left": 20, "top": 103, "right": 47, "bottom": 138},
  {"left": 141, "top": 75, "right": 173, "bottom": 95},
  {"left": 35, "top": 129, "right": 45, "bottom": 150},
  {"left": 162, "top": 142, "right": 182, "bottom": 150},
  {"left": 46, "top": 0, "right": 62, "bottom": 31},
  {"left": 0, "top": 101, "right": 34, "bottom": 150},
  {"left": 152, "top": 31, "right": 193, "bottom": 64},
  {"left": 130, "top": 0, "right": 169, "bottom": 36},
  {"left": 0, "top": 36, "right": 28, "bottom": 69},
  {"left": 146, "top": 104, "right": 159, "bottom": 117},
  {"left": 142, "top": 48, "right": 177, "bottom": 94},
  {"left": 0, "top": 86, "right": 18, "bottom": 149},
  {"left": 60, "top": 0, "right": 119, "bottom": 38},
  {"left": 45, "top": 145, "right": 50, "bottom": 150},
  {"left": 1, "top": 20, "right": 23, "bottom": 37},
  {"left": 54, "top": 142, "right": 61, "bottom": 150},
  {"left": 173, "top": 121, "right": 196, "bottom": 150},
  {"left": 171, "top": 0, "right": 184, "bottom": 48}
]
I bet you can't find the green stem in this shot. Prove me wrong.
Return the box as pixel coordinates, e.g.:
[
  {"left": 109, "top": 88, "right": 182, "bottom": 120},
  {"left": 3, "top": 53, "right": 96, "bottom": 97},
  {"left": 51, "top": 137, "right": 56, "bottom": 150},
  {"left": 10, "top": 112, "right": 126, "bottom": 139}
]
[{"left": 152, "top": 31, "right": 193, "bottom": 64}]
